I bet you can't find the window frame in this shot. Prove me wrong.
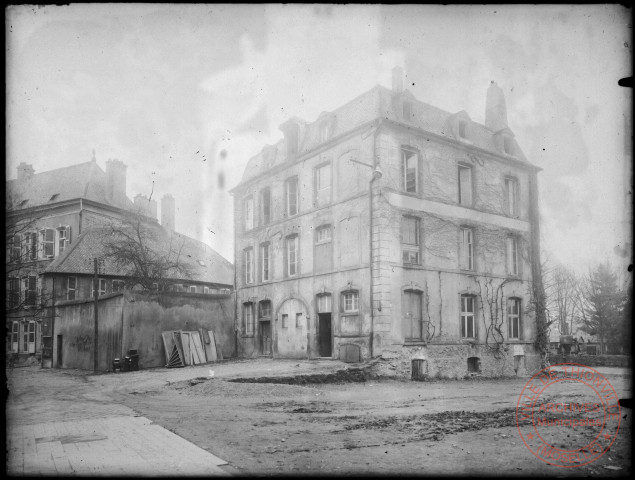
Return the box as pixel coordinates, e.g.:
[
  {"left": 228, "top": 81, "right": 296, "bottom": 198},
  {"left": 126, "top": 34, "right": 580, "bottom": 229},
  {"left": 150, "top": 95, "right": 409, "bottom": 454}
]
[
  {"left": 22, "top": 275, "right": 38, "bottom": 307},
  {"left": 9, "top": 233, "right": 22, "bottom": 262},
  {"left": 259, "top": 300, "right": 272, "bottom": 320},
  {"left": 285, "top": 176, "right": 299, "bottom": 217},
  {"left": 401, "top": 216, "right": 421, "bottom": 265},
  {"left": 458, "top": 164, "right": 473, "bottom": 206},
  {"left": 314, "top": 162, "right": 332, "bottom": 207},
  {"left": 260, "top": 242, "right": 271, "bottom": 282},
  {"left": 243, "top": 302, "right": 255, "bottom": 336},
  {"left": 67, "top": 276, "right": 78, "bottom": 300},
  {"left": 259, "top": 187, "right": 271, "bottom": 226},
  {"left": 295, "top": 312, "right": 303, "bottom": 328},
  {"left": 92, "top": 278, "right": 107, "bottom": 297},
  {"left": 112, "top": 280, "right": 125, "bottom": 293},
  {"left": 57, "top": 225, "right": 70, "bottom": 255},
  {"left": 403, "top": 289, "right": 424, "bottom": 341},
  {"left": 24, "top": 232, "right": 38, "bottom": 261},
  {"left": 285, "top": 234, "right": 299, "bottom": 277},
  {"left": 507, "top": 297, "right": 522, "bottom": 340},
  {"left": 341, "top": 290, "right": 359, "bottom": 314},
  {"left": 504, "top": 176, "right": 519, "bottom": 217},
  {"left": 401, "top": 147, "right": 419, "bottom": 194},
  {"left": 460, "top": 227, "right": 474, "bottom": 271},
  {"left": 244, "top": 195, "right": 254, "bottom": 231},
  {"left": 460, "top": 294, "right": 477, "bottom": 339},
  {"left": 243, "top": 247, "right": 254, "bottom": 285},
  {"left": 506, "top": 236, "right": 520, "bottom": 276},
  {"left": 39, "top": 227, "right": 56, "bottom": 259},
  {"left": 8, "top": 277, "right": 21, "bottom": 308},
  {"left": 458, "top": 120, "right": 468, "bottom": 139}
]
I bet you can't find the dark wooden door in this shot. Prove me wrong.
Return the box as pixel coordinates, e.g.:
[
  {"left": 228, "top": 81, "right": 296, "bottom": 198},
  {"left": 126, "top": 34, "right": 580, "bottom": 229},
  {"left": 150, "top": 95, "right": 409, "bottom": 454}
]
[
  {"left": 260, "top": 321, "right": 272, "bottom": 355},
  {"left": 318, "top": 313, "right": 332, "bottom": 357}
]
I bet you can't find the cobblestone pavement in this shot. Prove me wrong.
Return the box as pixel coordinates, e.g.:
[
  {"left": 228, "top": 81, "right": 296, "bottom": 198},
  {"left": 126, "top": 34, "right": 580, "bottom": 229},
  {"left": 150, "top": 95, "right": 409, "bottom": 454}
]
[{"left": 6, "top": 365, "right": 230, "bottom": 476}]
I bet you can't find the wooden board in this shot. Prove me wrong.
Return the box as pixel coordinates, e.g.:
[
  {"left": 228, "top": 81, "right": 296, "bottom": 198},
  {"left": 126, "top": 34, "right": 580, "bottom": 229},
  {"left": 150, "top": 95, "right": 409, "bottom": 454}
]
[
  {"left": 206, "top": 331, "right": 218, "bottom": 362},
  {"left": 200, "top": 328, "right": 213, "bottom": 362},
  {"left": 192, "top": 333, "right": 206, "bottom": 365},
  {"left": 173, "top": 332, "right": 186, "bottom": 367},
  {"left": 162, "top": 332, "right": 175, "bottom": 364},
  {"left": 180, "top": 331, "right": 191, "bottom": 366}
]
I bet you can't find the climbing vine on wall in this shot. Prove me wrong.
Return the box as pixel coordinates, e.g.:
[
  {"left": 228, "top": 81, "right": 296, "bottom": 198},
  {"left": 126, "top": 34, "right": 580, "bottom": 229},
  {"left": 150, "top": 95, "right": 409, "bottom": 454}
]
[{"left": 475, "top": 277, "right": 510, "bottom": 359}]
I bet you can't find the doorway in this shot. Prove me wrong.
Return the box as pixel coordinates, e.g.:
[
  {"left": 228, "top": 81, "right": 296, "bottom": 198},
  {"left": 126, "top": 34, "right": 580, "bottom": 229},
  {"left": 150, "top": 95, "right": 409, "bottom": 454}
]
[
  {"left": 56, "top": 335, "right": 63, "bottom": 368},
  {"left": 259, "top": 321, "right": 272, "bottom": 356},
  {"left": 318, "top": 313, "right": 332, "bottom": 357}
]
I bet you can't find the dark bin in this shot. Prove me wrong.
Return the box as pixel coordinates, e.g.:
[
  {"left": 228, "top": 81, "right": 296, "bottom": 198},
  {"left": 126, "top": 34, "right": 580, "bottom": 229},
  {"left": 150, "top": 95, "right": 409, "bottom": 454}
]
[
  {"left": 112, "top": 358, "right": 123, "bottom": 372},
  {"left": 125, "top": 349, "right": 139, "bottom": 371}
]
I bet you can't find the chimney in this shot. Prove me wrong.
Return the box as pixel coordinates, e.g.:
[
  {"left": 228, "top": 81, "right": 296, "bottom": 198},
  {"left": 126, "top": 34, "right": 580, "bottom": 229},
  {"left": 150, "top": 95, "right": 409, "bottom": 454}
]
[
  {"left": 17, "top": 162, "right": 35, "bottom": 182},
  {"left": 161, "top": 194, "right": 175, "bottom": 231},
  {"left": 105, "top": 158, "right": 128, "bottom": 206},
  {"left": 134, "top": 194, "right": 149, "bottom": 216},
  {"left": 392, "top": 66, "right": 404, "bottom": 94},
  {"left": 485, "top": 81, "right": 509, "bottom": 132}
]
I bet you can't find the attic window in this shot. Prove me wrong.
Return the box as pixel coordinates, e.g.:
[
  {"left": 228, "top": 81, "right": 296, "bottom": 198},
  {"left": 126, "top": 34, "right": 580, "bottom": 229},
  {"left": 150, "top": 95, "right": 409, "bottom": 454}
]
[
  {"left": 198, "top": 260, "right": 206, "bottom": 267},
  {"left": 19, "top": 200, "right": 28, "bottom": 207},
  {"left": 458, "top": 120, "right": 467, "bottom": 139},
  {"left": 503, "top": 136, "right": 514, "bottom": 155},
  {"left": 49, "top": 194, "right": 59, "bottom": 202}
]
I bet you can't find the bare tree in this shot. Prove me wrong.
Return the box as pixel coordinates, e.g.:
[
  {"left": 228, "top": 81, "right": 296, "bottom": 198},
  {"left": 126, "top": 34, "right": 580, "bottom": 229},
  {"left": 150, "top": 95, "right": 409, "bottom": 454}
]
[
  {"left": 103, "top": 214, "right": 192, "bottom": 291},
  {"left": 543, "top": 263, "right": 583, "bottom": 338}
]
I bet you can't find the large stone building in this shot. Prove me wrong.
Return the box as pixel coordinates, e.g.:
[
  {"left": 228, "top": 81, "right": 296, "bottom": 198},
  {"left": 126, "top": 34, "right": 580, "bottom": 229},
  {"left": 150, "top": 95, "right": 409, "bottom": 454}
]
[
  {"left": 6, "top": 157, "right": 233, "bottom": 365},
  {"left": 231, "top": 68, "right": 543, "bottom": 378}
]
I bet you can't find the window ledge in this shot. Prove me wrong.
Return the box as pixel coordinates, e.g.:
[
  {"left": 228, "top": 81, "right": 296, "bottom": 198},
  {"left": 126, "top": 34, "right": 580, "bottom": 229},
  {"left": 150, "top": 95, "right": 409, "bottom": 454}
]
[
  {"left": 341, "top": 312, "right": 359, "bottom": 317},
  {"left": 404, "top": 341, "right": 427, "bottom": 346}
]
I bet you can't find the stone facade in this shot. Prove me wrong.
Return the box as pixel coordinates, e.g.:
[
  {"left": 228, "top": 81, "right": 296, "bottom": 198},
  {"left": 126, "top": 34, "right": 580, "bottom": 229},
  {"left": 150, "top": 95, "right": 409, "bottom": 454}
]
[{"left": 232, "top": 69, "right": 543, "bottom": 378}]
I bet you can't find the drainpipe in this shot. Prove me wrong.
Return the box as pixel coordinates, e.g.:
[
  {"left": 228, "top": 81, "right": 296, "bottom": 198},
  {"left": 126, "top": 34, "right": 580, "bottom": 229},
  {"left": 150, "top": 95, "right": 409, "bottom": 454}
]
[{"left": 369, "top": 119, "right": 383, "bottom": 359}]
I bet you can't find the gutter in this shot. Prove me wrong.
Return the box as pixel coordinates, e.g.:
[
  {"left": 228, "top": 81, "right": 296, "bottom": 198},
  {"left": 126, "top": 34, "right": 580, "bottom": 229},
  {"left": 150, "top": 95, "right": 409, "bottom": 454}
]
[{"left": 368, "top": 118, "right": 383, "bottom": 358}]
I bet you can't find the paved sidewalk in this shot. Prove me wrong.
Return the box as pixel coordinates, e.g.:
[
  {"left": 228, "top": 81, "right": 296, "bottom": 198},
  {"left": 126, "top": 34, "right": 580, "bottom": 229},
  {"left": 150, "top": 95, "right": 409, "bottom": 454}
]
[{"left": 7, "top": 415, "right": 229, "bottom": 476}]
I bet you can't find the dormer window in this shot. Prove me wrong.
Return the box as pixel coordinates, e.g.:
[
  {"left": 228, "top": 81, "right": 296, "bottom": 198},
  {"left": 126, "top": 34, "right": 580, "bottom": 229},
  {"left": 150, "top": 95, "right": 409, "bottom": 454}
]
[
  {"left": 458, "top": 120, "right": 467, "bottom": 139},
  {"left": 49, "top": 194, "right": 59, "bottom": 202},
  {"left": 503, "top": 136, "right": 514, "bottom": 155},
  {"left": 19, "top": 200, "right": 28, "bottom": 208},
  {"left": 319, "top": 122, "right": 331, "bottom": 143}
]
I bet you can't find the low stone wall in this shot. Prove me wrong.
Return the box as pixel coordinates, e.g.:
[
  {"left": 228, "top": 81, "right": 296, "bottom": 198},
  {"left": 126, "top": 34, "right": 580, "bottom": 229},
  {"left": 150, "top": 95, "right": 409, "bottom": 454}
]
[
  {"left": 371, "top": 343, "right": 541, "bottom": 379},
  {"left": 549, "top": 354, "right": 631, "bottom": 368}
]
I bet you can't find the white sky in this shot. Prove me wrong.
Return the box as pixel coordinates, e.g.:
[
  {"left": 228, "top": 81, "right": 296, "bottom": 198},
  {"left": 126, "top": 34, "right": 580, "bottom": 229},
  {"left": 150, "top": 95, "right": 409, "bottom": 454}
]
[{"left": 6, "top": 4, "right": 632, "bottom": 275}]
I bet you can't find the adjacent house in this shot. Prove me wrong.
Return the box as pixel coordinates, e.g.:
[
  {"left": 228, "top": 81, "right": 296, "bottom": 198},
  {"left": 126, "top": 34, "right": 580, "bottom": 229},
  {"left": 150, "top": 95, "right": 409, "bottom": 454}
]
[
  {"left": 231, "top": 68, "right": 544, "bottom": 378},
  {"left": 6, "top": 156, "right": 233, "bottom": 367}
]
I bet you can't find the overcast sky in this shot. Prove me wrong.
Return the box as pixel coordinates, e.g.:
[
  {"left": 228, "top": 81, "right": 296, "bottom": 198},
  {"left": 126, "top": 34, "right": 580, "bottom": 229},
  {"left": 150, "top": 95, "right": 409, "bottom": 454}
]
[{"left": 6, "top": 4, "right": 632, "bottom": 276}]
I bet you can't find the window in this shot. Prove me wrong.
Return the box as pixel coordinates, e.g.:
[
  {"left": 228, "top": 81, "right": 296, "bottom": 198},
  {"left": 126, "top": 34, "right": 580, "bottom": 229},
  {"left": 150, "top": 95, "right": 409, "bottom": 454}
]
[
  {"left": 460, "top": 295, "right": 476, "bottom": 338},
  {"left": 286, "top": 177, "right": 298, "bottom": 216},
  {"left": 260, "top": 243, "right": 271, "bottom": 282},
  {"left": 403, "top": 101, "right": 412, "bottom": 120},
  {"left": 503, "top": 136, "right": 514, "bottom": 155},
  {"left": 188, "top": 285, "right": 197, "bottom": 293},
  {"left": 57, "top": 226, "right": 70, "bottom": 255},
  {"left": 458, "top": 165, "right": 473, "bottom": 206},
  {"left": 317, "top": 294, "right": 332, "bottom": 313},
  {"left": 506, "top": 236, "right": 519, "bottom": 276},
  {"left": 243, "top": 302, "right": 255, "bottom": 335},
  {"left": 112, "top": 280, "right": 125, "bottom": 292},
  {"left": 92, "top": 278, "right": 107, "bottom": 297},
  {"left": 295, "top": 312, "right": 303, "bottom": 328},
  {"left": 244, "top": 196, "right": 254, "bottom": 231},
  {"left": 244, "top": 247, "right": 254, "bottom": 284},
  {"left": 9, "top": 234, "right": 22, "bottom": 262},
  {"left": 39, "top": 228, "right": 56, "bottom": 258},
  {"left": 319, "top": 122, "right": 331, "bottom": 143},
  {"left": 259, "top": 300, "right": 272, "bottom": 319},
  {"left": 259, "top": 188, "right": 271, "bottom": 226},
  {"left": 343, "top": 291, "right": 359, "bottom": 313},
  {"left": 402, "top": 147, "right": 418, "bottom": 193},
  {"left": 285, "top": 235, "right": 299, "bottom": 277},
  {"left": 23, "top": 275, "right": 37, "bottom": 306},
  {"left": 67, "top": 277, "right": 78, "bottom": 300},
  {"left": 220, "top": 288, "right": 231, "bottom": 295},
  {"left": 203, "top": 286, "right": 210, "bottom": 294},
  {"left": 8, "top": 277, "right": 20, "bottom": 307},
  {"left": 505, "top": 177, "right": 519, "bottom": 216},
  {"left": 10, "top": 322, "right": 19, "bottom": 353},
  {"left": 460, "top": 228, "right": 474, "bottom": 270},
  {"left": 24, "top": 232, "right": 37, "bottom": 261},
  {"left": 281, "top": 313, "right": 289, "bottom": 328},
  {"left": 508, "top": 298, "right": 521, "bottom": 339},
  {"left": 401, "top": 217, "right": 420, "bottom": 265},
  {"left": 315, "top": 163, "right": 331, "bottom": 207},
  {"left": 403, "top": 290, "right": 423, "bottom": 340},
  {"left": 458, "top": 120, "right": 467, "bottom": 139},
  {"left": 24, "top": 321, "right": 36, "bottom": 354},
  {"left": 314, "top": 225, "right": 332, "bottom": 273}
]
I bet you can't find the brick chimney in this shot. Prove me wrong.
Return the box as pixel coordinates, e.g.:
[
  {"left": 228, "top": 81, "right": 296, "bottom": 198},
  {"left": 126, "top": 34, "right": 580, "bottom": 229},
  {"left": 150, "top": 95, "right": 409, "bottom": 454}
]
[
  {"left": 17, "top": 162, "right": 35, "bottom": 182},
  {"left": 161, "top": 194, "right": 175, "bottom": 231},
  {"left": 105, "top": 159, "right": 128, "bottom": 206},
  {"left": 485, "top": 81, "right": 509, "bottom": 132}
]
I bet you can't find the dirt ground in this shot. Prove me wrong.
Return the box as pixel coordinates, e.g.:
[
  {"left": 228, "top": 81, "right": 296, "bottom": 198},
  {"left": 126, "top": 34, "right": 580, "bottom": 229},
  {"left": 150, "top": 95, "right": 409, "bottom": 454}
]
[{"left": 82, "top": 358, "right": 632, "bottom": 477}]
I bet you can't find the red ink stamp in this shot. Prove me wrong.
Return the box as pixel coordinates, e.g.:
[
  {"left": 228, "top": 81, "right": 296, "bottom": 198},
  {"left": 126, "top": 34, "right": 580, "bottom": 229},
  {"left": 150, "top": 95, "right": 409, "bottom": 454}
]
[{"left": 516, "top": 363, "right": 621, "bottom": 468}]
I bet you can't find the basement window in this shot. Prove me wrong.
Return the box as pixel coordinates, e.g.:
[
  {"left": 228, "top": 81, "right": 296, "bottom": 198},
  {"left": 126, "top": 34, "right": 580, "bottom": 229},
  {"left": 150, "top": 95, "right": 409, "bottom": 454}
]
[{"left": 467, "top": 357, "right": 481, "bottom": 373}]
